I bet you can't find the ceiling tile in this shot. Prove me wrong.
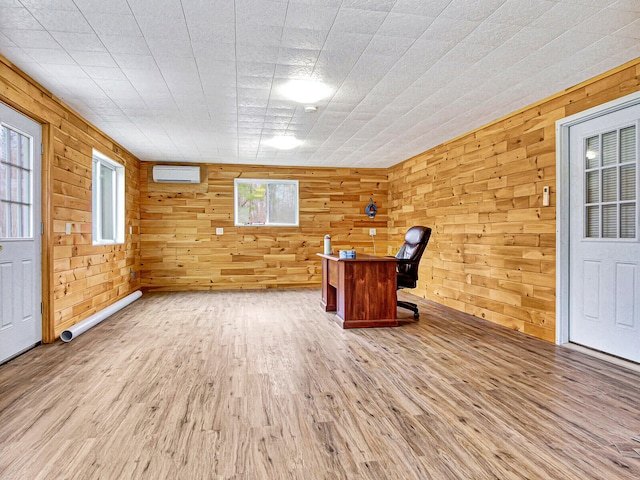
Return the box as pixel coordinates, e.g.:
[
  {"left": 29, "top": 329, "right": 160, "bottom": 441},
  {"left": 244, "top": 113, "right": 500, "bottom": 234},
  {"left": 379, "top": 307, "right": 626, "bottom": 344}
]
[
  {"left": 284, "top": 3, "right": 339, "bottom": 30},
  {"left": 84, "top": 13, "right": 142, "bottom": 36},
  {"left": 52, "top": 32, "right": 106, "bottom": 52},
  {"left": 488, "top": 0, "right": 557, "bottom": 26},
  {"left": 2, "top": 29, "right": 56, "bottom": 49},
  {"left": 0, "top": 8, "right": 42, "bottom": 30},
  {"left": 29, "top": 9, "right": 93, "bottom": 33},
  {"left": 331, "top": 8, "right": 387, "bottom": 34},
  {"left": 235, "top": 0, "right": 288, "bottom": 27},
  {"left": 377, "top": 13, "right": 434, "bottom": 38},
  {"left": 441, "top": 0, "right": 507, "bottom": 22}
]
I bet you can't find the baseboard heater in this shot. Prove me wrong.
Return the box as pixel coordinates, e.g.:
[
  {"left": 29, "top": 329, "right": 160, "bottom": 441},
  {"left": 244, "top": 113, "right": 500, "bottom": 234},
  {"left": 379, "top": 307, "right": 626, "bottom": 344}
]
[{"left": 60, "top": 290, "right": 142, "bottom": 342}]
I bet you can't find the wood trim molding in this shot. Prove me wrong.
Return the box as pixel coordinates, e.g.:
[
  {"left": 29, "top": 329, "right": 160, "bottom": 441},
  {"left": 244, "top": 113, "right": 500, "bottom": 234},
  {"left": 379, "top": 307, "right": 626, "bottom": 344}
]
[{"left": 40, "top": 123, "right": 55, "bottom": 343}]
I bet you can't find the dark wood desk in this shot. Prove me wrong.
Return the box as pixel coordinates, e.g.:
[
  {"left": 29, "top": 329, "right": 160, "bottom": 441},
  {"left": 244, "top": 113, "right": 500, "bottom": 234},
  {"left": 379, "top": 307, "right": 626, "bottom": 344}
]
[{"left": 317, "top": 253, "right": 397, "bottom": 328}]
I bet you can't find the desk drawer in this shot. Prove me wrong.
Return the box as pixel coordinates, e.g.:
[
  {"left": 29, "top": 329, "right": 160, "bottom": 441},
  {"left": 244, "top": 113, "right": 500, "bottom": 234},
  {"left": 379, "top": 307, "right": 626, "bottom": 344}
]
[{"left": 328, "top": 262, "right": 338, "bottom": 287}]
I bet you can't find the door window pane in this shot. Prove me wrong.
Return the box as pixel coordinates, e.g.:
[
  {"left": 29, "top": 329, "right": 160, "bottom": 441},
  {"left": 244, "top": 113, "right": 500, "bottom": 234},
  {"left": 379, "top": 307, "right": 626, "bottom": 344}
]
[
  {"left": 620, "top": 126, "right": 635, "bottom": 164},
  {"left": 586, "top": 205, "right": 600, "bottom": 238},
  {"left": 602, "top": 168, "right": 617, "bottom": 203},
  {"left": 584, "top": 125, "right": 637, "bottom": 240},
  {"left": 621, "top": 203, "right": 636, "bottom": 239},
  {"left": 0, "top": 126, "right": 32, "bottom": 239},
  {"left": 620, "top": 164, "right": 636, "bottom": 202},
  {"left": 602, "top": 131, "right": 617, "bottom": 166},
  {"left": 602, "top": 204, "right": 617, "bottom": 238},
  {"left": 586, "top": 171, "right": 599, "bottom": 203},
  {"left": 585, "top": 136, "right": 600, "bottom": 169}
]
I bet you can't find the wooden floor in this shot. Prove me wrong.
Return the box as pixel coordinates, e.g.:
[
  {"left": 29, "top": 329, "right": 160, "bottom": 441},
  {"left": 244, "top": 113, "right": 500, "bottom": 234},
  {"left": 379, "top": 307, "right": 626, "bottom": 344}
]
[{"left": 1, "top": 290, "right": 639, "bottom": 479}]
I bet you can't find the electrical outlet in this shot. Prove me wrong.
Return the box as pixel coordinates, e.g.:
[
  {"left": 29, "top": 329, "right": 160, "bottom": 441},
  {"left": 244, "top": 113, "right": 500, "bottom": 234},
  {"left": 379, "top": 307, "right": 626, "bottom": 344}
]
[
  {"left": 369, "top": 228, "right": 376, "bottom": 236},
  {"left": 216, "top": 227, "right": 224, "bottom": 235}
]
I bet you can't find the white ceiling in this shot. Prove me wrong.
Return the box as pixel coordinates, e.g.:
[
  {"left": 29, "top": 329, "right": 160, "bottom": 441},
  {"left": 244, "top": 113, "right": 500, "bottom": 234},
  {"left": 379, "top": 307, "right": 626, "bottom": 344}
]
[{"left": 1, "top": 0, "right": 639, "bottom": 168}]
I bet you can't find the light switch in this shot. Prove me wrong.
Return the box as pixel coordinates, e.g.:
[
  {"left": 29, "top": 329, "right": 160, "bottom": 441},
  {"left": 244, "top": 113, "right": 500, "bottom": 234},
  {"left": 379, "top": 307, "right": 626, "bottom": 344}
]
[
  {"left": 543, "top": 186, "right": 550, "bottom": 207},
  {"left": 65, "top": 222, "right": 71, "bottom": 235},
  {"left": 216, "top": 227, "right": 224, "bottom": 235},
  {"left": 369, "top": 228, "right": 376, "bottom": 236}
]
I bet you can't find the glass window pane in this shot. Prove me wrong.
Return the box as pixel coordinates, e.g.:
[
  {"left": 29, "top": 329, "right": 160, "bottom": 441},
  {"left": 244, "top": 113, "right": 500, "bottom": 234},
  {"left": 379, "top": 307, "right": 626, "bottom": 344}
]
[
  {"left": 620, "top": 203, "right": 636, "bottom": 239},
  {"left": 10, "top": 203, "right": 19, "bottom": 237},
  {"left": 10, "top": 165, "right": 19, "bottom": 201},
  {"left": 602, "top": 131, "right": 617, "bottom": 166},
  {"left": 8, "top": 129, "right": 18, "bottom": 166},
  {"left": 586, "top": 171, "right": 599, "bottom": 203},
  {"left": 21, "top": 169, "right": 31, "bottom": 204},
  {"left": 268, "top": 183, "right": 297, "bottom": 224},
  {"left": 585, "top": 136, "right": 600, "bottom": 169},
  {"left": 0, "top": 162, "right": 6, "bottom": 201},
  {"left": 19, "top": 134, "right": 30, "bottom": 169},
  {"left": 0, "top": 202, "right": 8, "bottom": 238},
  {"left": 237, "top": 182, "right": 267, "bottom": 224},
  {"left": 602, "top": 167, "right": 617, "bottom": 203},
  {"left": 620, "top": 164, "right": 636, "bottom": 202},
  {"left": 586, "top": 205, "right": 600, "bottom": 238},
  {"left": 21, "top": 204, "right": 30, "bottom": 238},
  {"left": 0, "top": 126, "right": 6, "bottom": 163},
  {"left": 620, "top": 126, "right": 636, "bottom": 164},
  {"left": 602, "top": 204, "right": 617, "bottom": 238},
  {"left": 100, "top": 164, "right": 115, "bottom": 240}
]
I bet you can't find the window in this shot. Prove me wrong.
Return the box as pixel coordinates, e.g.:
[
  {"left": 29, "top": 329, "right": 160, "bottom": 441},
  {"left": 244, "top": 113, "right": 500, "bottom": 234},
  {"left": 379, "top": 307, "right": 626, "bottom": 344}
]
[
  {"left": 234, "top": 179, "right": 299, "bottom": 226},
  {"left": 92, "top": 150, "right": 124, "bottom": 245},
  {"left": 0, "top": 124, "right": 33, "bottom": 239},
  {"left": 584, "top": 125, "right": 637, "bottom": 240}
]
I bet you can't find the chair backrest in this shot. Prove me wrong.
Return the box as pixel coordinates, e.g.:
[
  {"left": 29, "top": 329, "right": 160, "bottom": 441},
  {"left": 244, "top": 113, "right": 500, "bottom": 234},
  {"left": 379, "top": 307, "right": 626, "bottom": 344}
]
[{"left": 395, "top": 226, "right": 432, "bottom": 281}]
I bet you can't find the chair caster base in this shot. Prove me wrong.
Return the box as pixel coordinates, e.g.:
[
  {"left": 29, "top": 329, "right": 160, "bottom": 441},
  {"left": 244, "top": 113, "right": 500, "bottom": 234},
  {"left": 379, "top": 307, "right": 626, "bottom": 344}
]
[{"left": 398, "top": 300, "right": 419, "bottom": 320}]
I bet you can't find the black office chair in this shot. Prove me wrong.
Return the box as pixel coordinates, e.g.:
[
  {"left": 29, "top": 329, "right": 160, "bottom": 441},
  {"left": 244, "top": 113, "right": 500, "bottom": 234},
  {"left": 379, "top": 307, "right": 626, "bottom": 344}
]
[{"left": 395, "top": 226, "right": 432, "bottom": 319}]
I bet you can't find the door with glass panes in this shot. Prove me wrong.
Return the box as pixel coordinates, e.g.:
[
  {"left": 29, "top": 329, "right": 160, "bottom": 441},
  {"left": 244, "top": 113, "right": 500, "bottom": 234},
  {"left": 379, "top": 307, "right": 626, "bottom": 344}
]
[
  {"left": 0, "top": 102, "right": 42, "bottom": 363},
  {"left": 569, "top": 104, "right": 640, "bottom": 362}
]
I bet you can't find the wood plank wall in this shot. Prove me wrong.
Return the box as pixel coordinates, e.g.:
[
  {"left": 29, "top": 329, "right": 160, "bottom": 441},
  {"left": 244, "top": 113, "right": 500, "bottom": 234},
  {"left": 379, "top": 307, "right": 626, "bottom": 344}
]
[
  {"left": 388, "top": 58, "right": 640, "bottom": 342},
  {"left": 0, "top": 56, "right": 141, "bottom": 341},
  {"left": 139, "top": 163, "right": 388, "bottom": 291}
]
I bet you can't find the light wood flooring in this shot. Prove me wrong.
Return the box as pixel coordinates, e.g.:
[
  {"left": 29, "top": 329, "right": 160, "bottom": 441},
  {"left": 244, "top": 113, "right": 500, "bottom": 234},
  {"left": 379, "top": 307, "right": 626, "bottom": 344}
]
[{"left": 1, "top": 290, "right": 639, "bottom": 479}]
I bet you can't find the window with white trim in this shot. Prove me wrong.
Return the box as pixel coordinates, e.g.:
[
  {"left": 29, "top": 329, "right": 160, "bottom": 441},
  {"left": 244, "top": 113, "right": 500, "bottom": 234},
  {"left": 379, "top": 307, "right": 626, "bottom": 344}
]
[
  {"left": 234, "top": 179, "right": 299, "bottom": 226},
  {"left": 92, "top": 150, "right": 124, "bottom": 245},
  {"left": 584, "top": 125, "right": 637, "bottom": 239}
]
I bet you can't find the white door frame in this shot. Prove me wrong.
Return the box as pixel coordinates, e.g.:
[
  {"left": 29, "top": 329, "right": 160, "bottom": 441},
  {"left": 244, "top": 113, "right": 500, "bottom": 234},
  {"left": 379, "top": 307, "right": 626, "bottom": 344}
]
[{"left": 555, "top": 90, "right": 640, "bottom": 344}]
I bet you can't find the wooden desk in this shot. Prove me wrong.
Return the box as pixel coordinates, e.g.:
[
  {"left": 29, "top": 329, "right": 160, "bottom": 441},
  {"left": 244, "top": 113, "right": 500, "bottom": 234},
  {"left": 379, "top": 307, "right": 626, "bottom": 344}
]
[{"left": 317, "top": 253, "right": 397, "bottom": 328}]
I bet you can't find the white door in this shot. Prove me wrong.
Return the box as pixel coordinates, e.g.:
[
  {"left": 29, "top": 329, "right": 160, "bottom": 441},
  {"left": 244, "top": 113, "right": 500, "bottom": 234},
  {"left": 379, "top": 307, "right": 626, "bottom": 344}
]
[
  {"left": 0, "top": 102, "right": 42, "bottom": 363},
  {"left": 569, "top": 104, "right": 640, "bottom": 362}
]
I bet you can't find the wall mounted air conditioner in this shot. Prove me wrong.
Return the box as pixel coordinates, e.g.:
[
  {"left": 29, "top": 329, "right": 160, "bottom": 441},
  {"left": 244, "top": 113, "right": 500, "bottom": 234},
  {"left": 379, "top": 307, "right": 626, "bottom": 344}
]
[{"left": 152, "top": 165, "right": 200, "bottom": 184}]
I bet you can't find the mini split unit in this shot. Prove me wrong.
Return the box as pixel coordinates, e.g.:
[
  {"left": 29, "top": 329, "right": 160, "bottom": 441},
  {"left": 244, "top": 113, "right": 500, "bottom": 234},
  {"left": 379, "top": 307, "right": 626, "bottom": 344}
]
[{"left": 152, "top": 165, "right": 201, "bottom": 183}]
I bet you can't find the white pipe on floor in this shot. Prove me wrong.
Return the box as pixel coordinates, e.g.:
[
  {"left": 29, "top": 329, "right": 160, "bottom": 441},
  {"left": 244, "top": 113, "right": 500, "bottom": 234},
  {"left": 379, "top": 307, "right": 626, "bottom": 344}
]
[{"left": 60, "top": 290, "right": 142, "bottom": 342}]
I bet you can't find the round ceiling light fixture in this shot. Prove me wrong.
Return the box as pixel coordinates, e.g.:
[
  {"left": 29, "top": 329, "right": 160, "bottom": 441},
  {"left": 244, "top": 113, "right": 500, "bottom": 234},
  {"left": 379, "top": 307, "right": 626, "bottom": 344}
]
[
  {"left": 264, "top": 135, "right": 303, "bottom": 150},
  {"left": 280, "top": 79, "right": 332, "bottom": 104}
]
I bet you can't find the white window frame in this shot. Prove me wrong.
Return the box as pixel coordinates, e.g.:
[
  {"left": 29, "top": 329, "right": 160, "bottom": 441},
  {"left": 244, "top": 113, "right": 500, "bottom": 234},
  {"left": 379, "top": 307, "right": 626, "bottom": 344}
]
[
  {"left": 92, "top": 150, "right": 125, "bottom": 245},
  {"left": 234, "top": 178, "right": 299, "bottom": 227}
]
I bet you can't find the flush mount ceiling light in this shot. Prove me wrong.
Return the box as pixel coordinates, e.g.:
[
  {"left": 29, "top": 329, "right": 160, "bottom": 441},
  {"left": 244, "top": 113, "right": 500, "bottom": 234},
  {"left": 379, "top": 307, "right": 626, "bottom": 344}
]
[
  {"left": 280, "top": 79, "right": 332, "bottom": 104},
  {"left": 264, "top": 135, "right": 303, "bottom": 150}
]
